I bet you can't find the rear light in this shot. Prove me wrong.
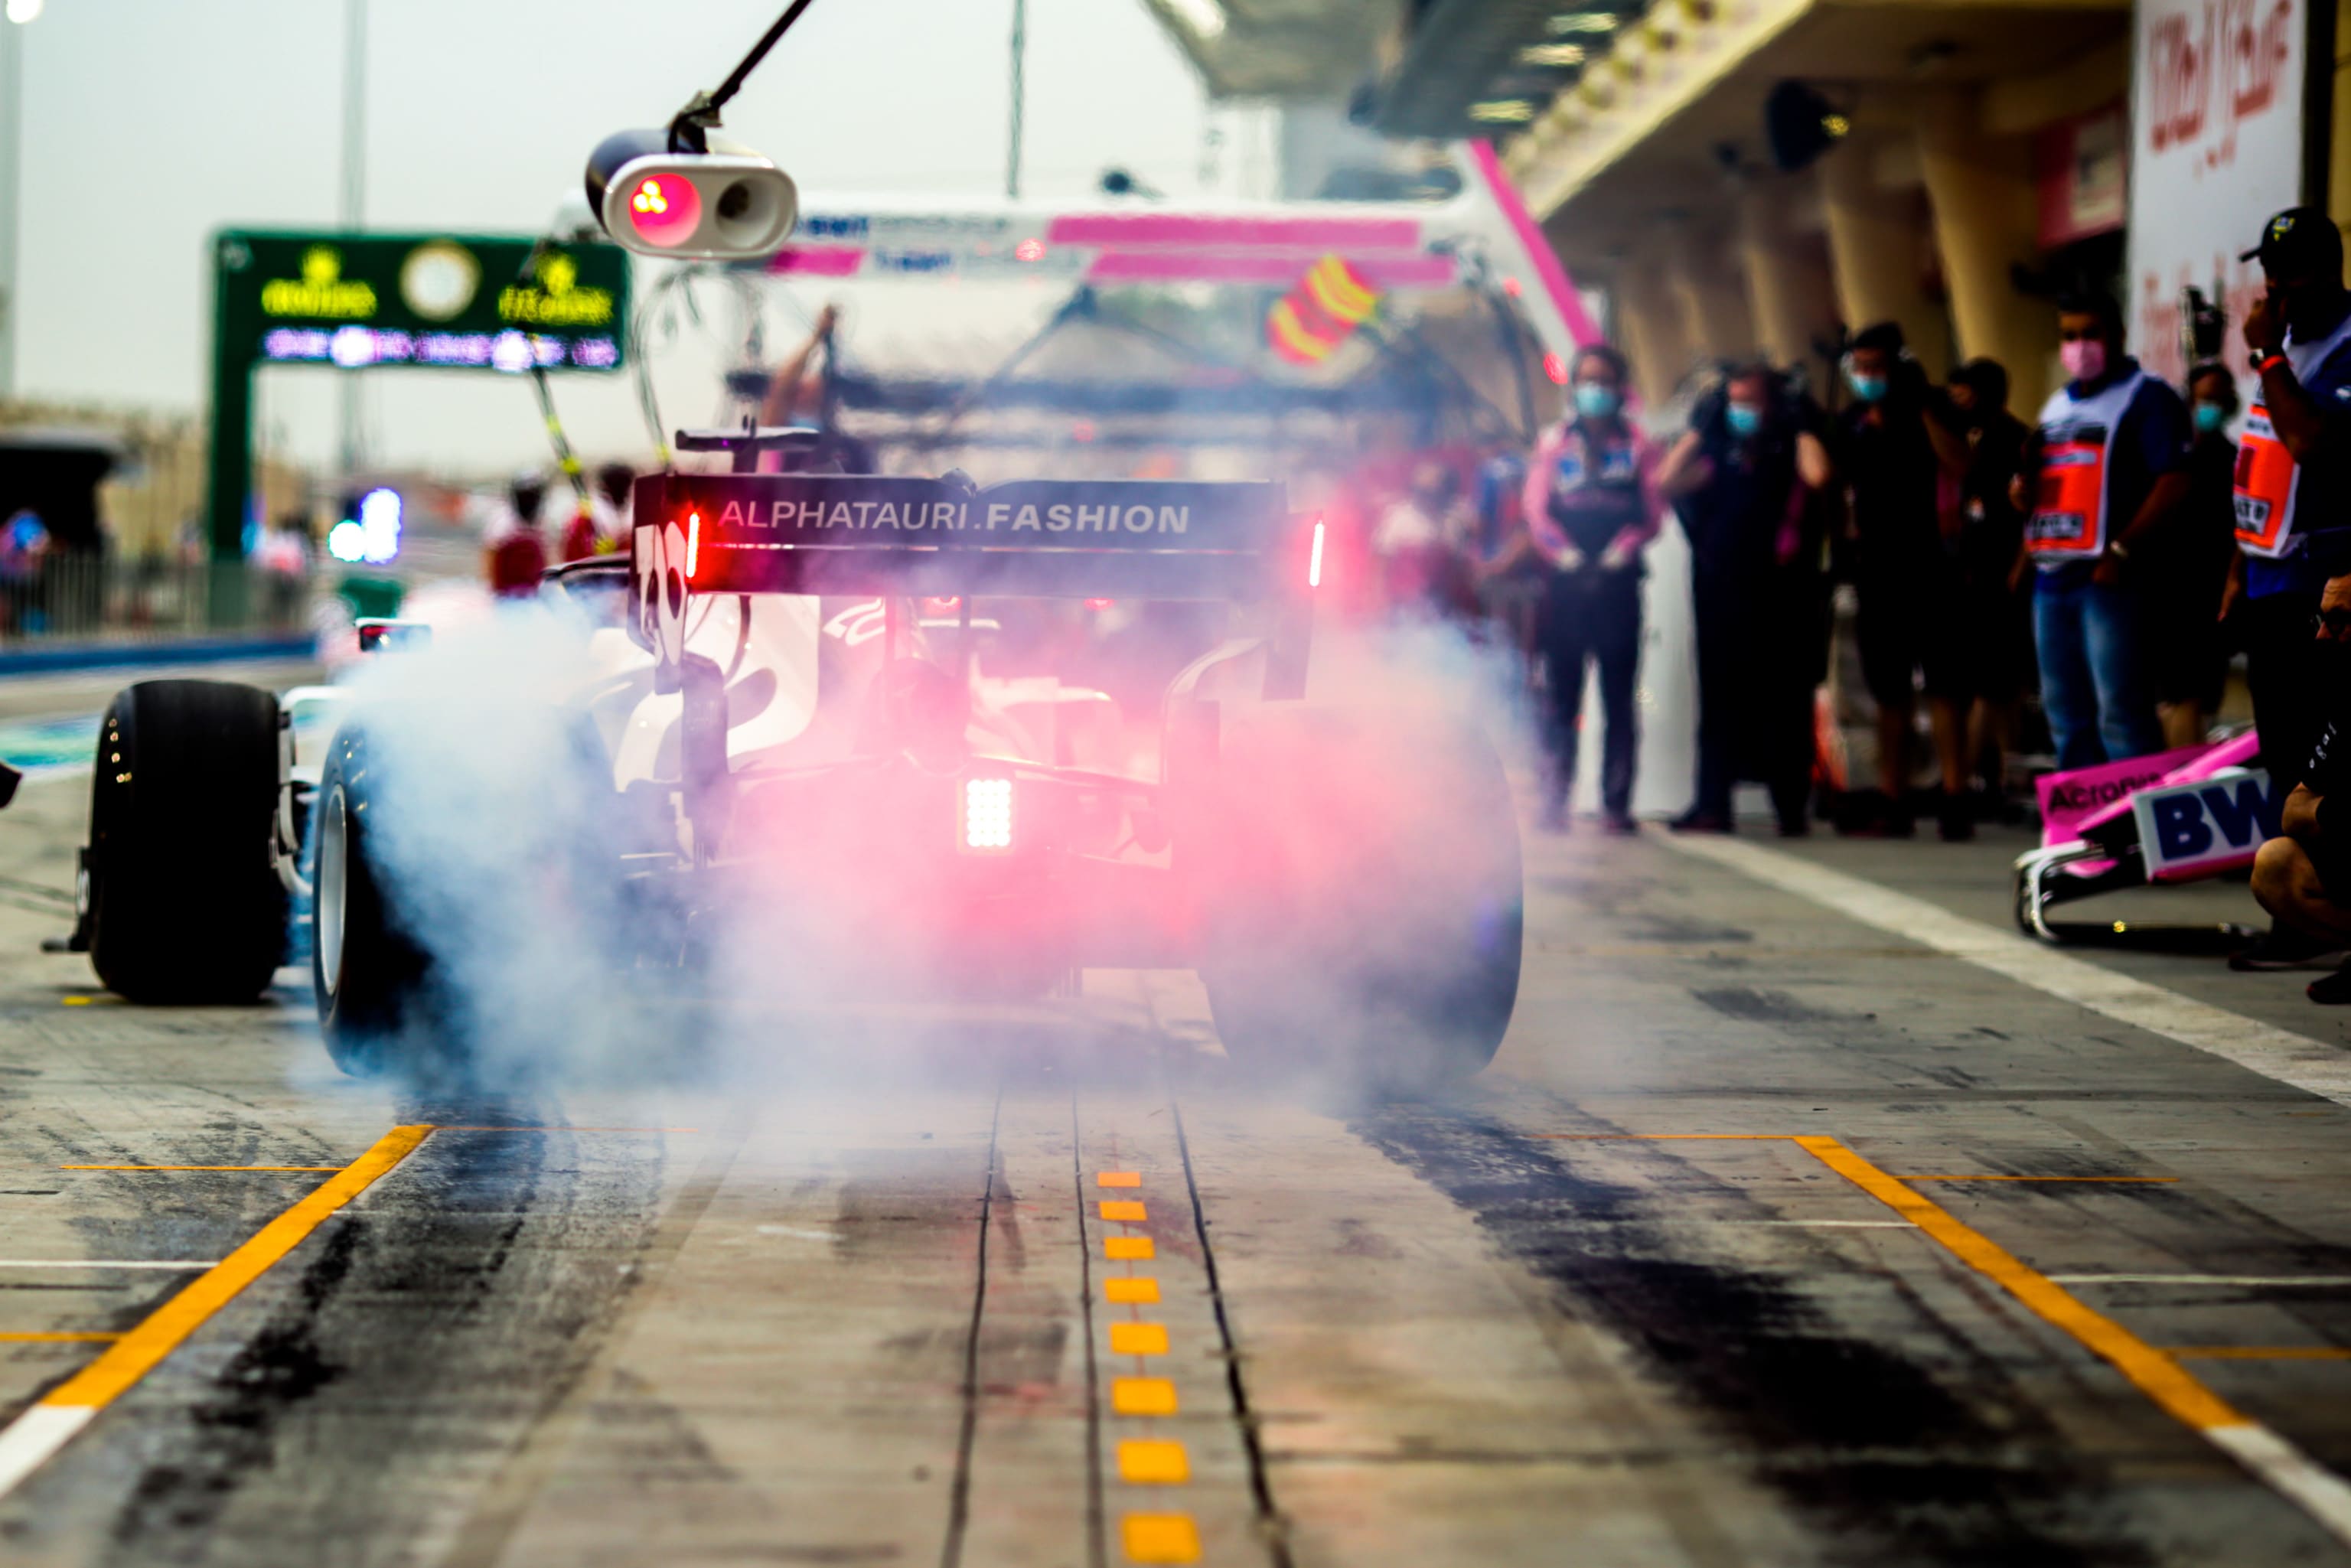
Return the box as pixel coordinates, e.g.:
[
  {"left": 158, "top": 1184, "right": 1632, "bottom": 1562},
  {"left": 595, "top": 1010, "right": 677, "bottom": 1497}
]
[
  {"left": 685, "top": 511, "right": 701, "bottom": 579},
  {"left": 1307, "top": 518, "right": 1325, "bottom": 588},
  {"left": 961, "top": 777, "right": 1015, "bottom": 852},
  {"left": 1084, "top": 598, "right": 1115, "bottom": 611}
]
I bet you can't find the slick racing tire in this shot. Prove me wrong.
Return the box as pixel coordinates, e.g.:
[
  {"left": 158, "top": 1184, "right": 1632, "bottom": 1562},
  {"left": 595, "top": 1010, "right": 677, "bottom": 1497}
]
[
  {"left": 85, "top": 680, "right": 287, "bottom": 1004},
  {"left": 1192, "top": 704, "right": 1523, "bottom": 1095},
  {"left": 311, "top": 731, "right": 445, "bottom": 1077}
]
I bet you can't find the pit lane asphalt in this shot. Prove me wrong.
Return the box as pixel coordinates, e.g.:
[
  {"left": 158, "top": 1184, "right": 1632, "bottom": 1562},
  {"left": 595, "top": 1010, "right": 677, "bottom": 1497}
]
[{"left": 4, "top": 760, "right": 2351, "bottom": 1567}]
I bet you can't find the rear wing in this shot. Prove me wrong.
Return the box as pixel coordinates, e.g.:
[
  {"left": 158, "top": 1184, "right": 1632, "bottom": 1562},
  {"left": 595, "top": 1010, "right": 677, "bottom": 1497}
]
[
  {"left": 626, "top": 471, "right": 1315, "bottom": 694},
  {"left": 630, "top": 472, "right": 1296, "bottom": 598}
]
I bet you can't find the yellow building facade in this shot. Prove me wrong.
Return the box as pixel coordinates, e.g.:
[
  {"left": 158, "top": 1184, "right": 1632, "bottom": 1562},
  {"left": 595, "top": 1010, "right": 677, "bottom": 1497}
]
[{"left": 1503, "top": 0, "right": 2162, "bottom": 419}]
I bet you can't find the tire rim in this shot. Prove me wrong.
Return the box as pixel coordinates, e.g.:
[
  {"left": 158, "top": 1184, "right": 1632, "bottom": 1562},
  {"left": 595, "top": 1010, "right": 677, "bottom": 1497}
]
[{"left": 317, "top": 782, "right": 350, "bottom": 997}]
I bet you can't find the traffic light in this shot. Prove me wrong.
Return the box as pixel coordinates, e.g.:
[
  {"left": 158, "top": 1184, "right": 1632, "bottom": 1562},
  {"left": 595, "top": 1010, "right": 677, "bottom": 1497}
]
[{"left": 585, "top": 129, "right": 799, "bottom": 259}]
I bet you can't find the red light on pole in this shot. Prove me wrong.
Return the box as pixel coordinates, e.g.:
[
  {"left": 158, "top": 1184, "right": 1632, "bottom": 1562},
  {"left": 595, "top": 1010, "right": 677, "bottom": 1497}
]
[{"left": 628, "top": 174, "right": 703, "bottom": 249}]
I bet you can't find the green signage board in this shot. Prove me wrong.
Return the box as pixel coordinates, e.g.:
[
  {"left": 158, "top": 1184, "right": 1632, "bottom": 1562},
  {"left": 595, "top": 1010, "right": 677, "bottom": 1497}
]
[
  {"left": 220, "top": 232, "right": 630, "bottom": 374},
  {"left": 207, "top": 230, "right": 634, "bottom": 582}
]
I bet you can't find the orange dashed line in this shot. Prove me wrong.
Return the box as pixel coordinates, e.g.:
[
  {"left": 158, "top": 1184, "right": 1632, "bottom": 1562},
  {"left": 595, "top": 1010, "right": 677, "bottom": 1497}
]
[
  {"left": 1097, "top": 1172, "right": 1142, "bottom": 1188},
  {"left": 1112, "top": 1376, "right": 1179, "bottom": 1416},
  {"left": 1104, "top": 1236, "right": 1154, "bottom": 1261},
  {"left": 1122, "top": 1513, "right": 1200, "bottom": 1563},
  {"left": 1117, "top": 1438, "right": 1190, "bottom": 1483},
  {"left": 1099, "top": 1200, "right": 1146, "bottom": 1223},
  {"left": 1105, "top": 1277, "right": 1159, "bottom": 1305},
  {"left": 1109, "top": 1322, "right": 1169, "bottom": 1356}
]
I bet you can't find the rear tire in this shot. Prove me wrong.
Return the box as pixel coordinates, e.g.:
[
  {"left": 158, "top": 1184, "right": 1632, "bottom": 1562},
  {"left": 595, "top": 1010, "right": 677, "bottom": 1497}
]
[
  {"left": 1192, "top": 704, "right": 1522, "bottom": 1094},
  {"left": 312, "top": 731, "right": 447, "bottom": 1077},
  {"left": 86, "top": 680, "right": 286, "bottom": 1004}
]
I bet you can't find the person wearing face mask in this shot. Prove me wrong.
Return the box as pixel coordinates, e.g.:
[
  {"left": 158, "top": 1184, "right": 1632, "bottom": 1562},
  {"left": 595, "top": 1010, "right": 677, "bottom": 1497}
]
[
  {"left": 2222, "top": 207, "right": 2351, "bottom": 974},
  {"left": 2016, "top": 290, "right": 2185, "bottom": 771},
  {"left": 1658, "top": 364, "right": 1834, "bottom": 834},
  {"left": 1517, "top": 344, "right": 1665, "bottom": 833},
  {"left": 1832, "top": 322, "right": 1975, "bottom": 837},
  {"left": 1942, "top": 359, "right": 2033, "bottom": 817},
  {"left": 2129, "top": 363, "right": 2241, "bottom": 749}
]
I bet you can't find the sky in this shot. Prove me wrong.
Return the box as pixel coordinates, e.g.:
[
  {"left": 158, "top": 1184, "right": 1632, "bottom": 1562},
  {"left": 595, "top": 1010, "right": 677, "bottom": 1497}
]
[{"left": 10, "top": 0, "right": 1272, "bottom": 475}]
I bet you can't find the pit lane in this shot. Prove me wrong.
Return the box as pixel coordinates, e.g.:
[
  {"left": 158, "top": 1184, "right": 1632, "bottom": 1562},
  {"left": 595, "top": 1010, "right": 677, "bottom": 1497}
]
[{"left": 5, "top": 755, "right": 2351, "bottom": 1566}]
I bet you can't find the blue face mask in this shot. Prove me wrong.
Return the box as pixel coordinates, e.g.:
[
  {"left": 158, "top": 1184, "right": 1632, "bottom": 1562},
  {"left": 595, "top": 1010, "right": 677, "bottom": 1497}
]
[
  {"left": 2193, "top": 402, "right": 2227, "bottom": 434},
  {"left": 1725, "top": 403, "right": 1762, "bottom": 438},
  {"left": 1846, "top": 368, "right": 1888, "bottom": 403},
  {"left": 1573, "top": 383, "right": 1622, "bottom": 419}
]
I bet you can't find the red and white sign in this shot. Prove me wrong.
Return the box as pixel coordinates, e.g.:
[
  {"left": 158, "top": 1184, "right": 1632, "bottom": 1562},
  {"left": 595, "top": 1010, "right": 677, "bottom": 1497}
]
[{"left": 2127, "top": 0, "right": 2304, "bottom": 396}]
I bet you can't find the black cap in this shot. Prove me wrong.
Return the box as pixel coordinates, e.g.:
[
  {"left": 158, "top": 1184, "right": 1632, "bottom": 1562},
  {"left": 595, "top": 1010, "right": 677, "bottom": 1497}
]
[{"left": 2241, "top": 206, "right": 2345, "bottom": 278}]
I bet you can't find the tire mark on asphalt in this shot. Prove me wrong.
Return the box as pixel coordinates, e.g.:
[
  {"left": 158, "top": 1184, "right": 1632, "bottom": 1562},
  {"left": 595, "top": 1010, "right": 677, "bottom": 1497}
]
[
  {"left": 81, "top": 1118, "right": 665, "bottom": 1567},
  {"left": 1071, "top": 1088, "right": 1107, "bottom": 1568},
  {"left": 1357, "top": 1103, "right": 2157, "bottom": 1568},
  {"left": 1170, "top": 1093, "right": 1293, "bottom": 1568},
  {"left": 937, "top": 1084, "right": 1004, "bottom": 1568},
  {"left": 438, "top": 1113, "right": 754, "bottom": 1568}
]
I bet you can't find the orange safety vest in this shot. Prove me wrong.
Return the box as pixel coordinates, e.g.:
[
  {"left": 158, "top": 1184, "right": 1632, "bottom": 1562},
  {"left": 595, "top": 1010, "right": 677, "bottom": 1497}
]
[
  {"left": 2234, "top": 315, "right": 2351, "bottom": 559},
  {"left": 2028, "top": 370, "right": 2144, "bottom": 558}
]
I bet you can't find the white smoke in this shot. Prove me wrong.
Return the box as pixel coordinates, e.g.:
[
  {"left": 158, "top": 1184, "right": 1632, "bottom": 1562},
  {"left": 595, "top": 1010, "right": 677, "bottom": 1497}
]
[{"left": 322, "top": 573, "right": 1540, "bottom": 1102}]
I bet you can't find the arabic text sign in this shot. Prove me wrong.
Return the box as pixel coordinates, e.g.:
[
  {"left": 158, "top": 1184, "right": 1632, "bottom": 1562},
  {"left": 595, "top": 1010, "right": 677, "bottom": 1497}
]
[{"left": 2126, "top": 0, "right": 2304, "bottom": 396}]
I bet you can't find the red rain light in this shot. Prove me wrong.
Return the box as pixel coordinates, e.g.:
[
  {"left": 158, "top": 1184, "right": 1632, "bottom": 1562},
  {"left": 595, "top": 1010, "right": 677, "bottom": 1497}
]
[
  {"left": 1502, "top": 276, "right": 1524, "bottom": 298},
  {"left": 1015, "top": 238, "right": 1047, "bottom": 262},
  {"left": 1541, "top": 351, "right": 1569, "bottom": 385},
  {"left": 628, "top": 174, "right": 703, "bottom": 249},
  {"left": 685, "top": 512, "right": 700, "bottom": 578},
  {"left": 1308, "top": 519, "right": 1325, "bottom": 588},
  {"left": 1084, "top": 598, "right": 1115, "bottom": 611}
]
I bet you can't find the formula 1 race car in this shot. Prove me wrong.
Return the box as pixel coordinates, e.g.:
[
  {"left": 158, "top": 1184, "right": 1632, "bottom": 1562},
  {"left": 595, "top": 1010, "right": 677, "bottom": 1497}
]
[{"left": 54, "top": 443, "right": 1524, "bottom": 1093}]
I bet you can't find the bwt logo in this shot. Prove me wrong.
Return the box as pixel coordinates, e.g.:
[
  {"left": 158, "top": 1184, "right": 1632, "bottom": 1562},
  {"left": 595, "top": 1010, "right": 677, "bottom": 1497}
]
[{"left": 2146, "top": 775, "right": 2282, "bottom": 860}]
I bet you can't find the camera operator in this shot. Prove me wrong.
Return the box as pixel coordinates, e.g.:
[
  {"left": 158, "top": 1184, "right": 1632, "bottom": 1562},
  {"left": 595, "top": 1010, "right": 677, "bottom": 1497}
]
[
  {"left": 2227, "top": 207, "right": 2351, "bottom": 973},
  {"left": 1658, "top": 363, "right": 1833, "bottom": 835}
]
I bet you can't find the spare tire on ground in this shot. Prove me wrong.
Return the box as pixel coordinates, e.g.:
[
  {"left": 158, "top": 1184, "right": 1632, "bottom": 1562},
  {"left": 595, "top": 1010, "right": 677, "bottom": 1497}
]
[
  {"left": 86, "top": 680, "right": 287, "bottom": 1004},
  {"left": 1187, "top": 703, "right": 1523, "bottom": 1095}
]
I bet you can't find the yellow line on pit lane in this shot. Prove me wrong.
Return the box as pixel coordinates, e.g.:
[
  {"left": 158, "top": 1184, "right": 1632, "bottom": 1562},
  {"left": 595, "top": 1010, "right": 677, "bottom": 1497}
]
[
  {"left": 1557, "top": 1131, "right": 2351, "bottom": 1547},
  {"left": 0, "top": 1123, "right": 433, "bottom": 1501}
]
